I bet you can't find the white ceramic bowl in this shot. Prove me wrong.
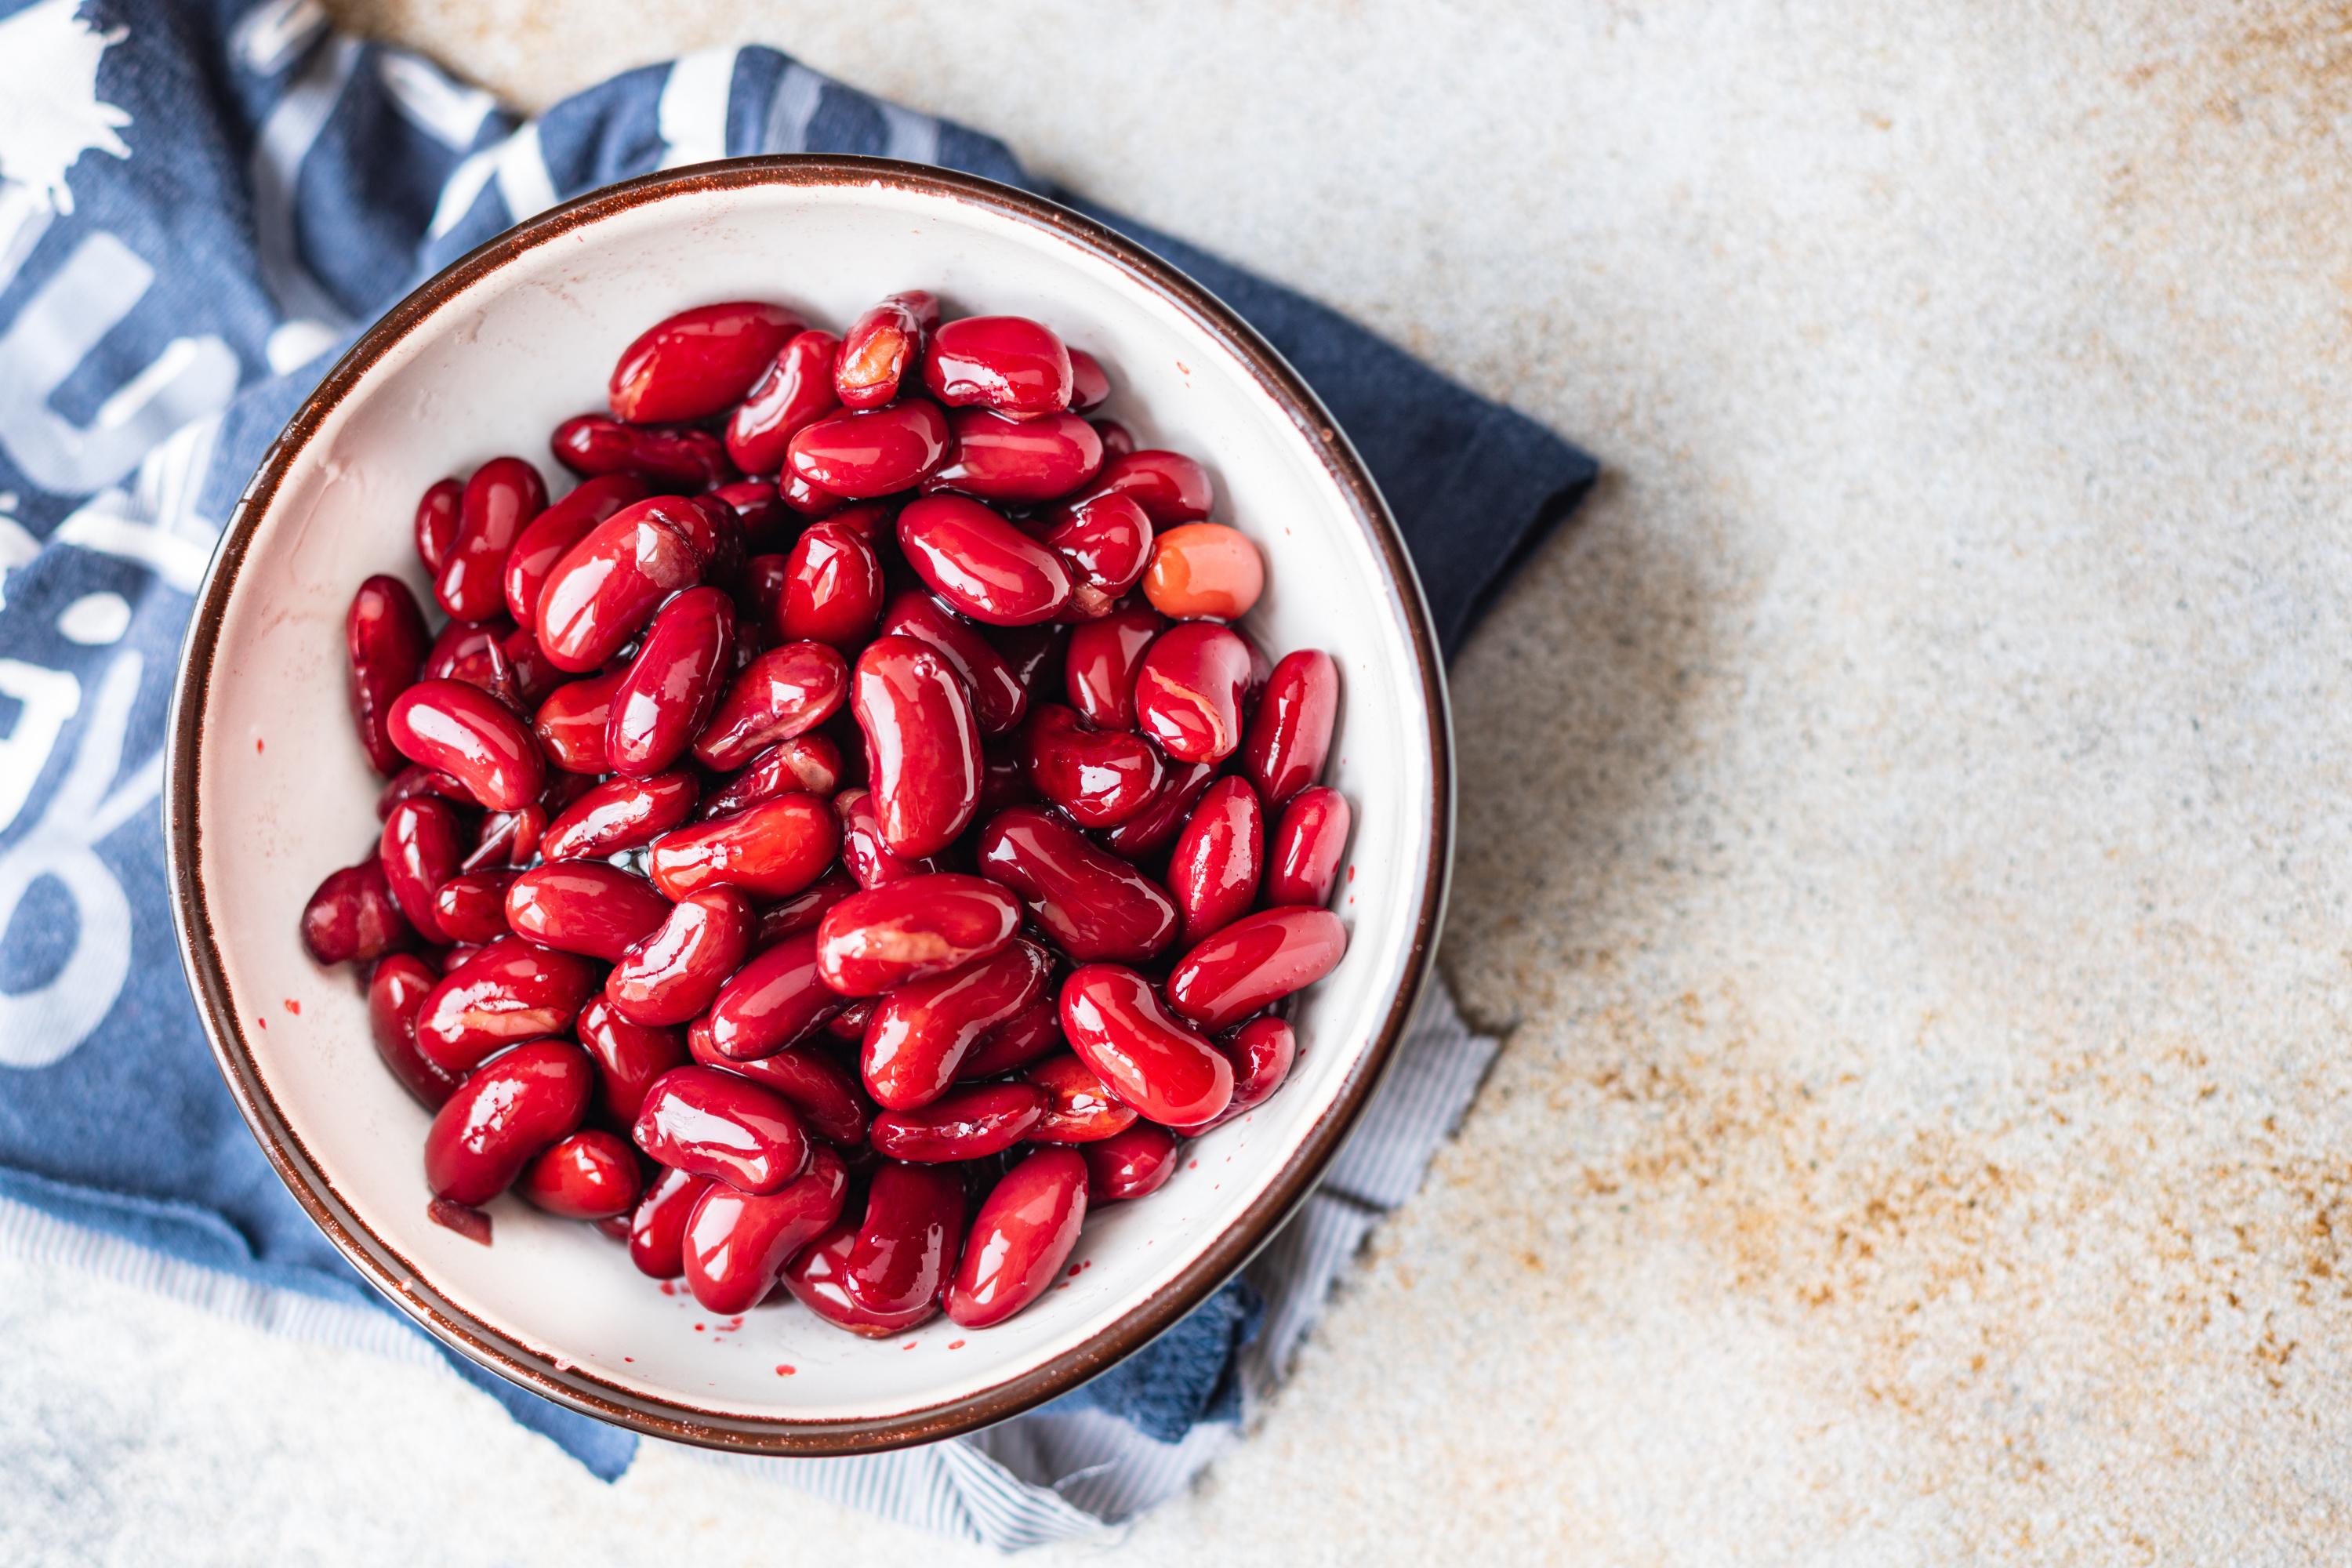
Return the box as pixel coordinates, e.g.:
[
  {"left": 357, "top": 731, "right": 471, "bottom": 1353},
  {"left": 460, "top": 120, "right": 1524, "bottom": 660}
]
[{"left": 165, "top": 157, "right": 1450, "bottom": 1453}]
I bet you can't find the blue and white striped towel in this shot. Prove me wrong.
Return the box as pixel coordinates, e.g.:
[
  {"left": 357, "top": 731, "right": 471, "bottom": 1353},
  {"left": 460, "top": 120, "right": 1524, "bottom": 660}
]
[{"left": 0, "top": 0, "right": 1594, "bottom": 1548}]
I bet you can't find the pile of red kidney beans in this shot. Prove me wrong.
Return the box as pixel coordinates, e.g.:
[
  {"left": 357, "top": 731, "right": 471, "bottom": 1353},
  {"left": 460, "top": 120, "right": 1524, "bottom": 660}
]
[{"left": 299, "top": 293, "right": 1350, "bottom": 1336}]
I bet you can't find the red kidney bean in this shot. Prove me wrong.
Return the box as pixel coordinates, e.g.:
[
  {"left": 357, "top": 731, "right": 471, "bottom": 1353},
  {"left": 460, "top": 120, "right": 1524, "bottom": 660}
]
[
  {"left": 532, "top": 667, "right": 625, "bottom": 775},
  {"left": 786, "top": 401, "right": 950, "bottom": 497},
  {"left": 922, "top": 315, "right": 1073, "bottom": 417},
  {"left": 1067, "top": 348, "right": 1110, "bottom": 412},
  {"left": 1085, "top": 449, "right": 1213, "bottom": 525},
  {"left": 1167, "top": 775, "right": 1265, "bottom": 947},
  {"left": 458, "top": 800, "right": 546, "bottom": 873},
  {"left": 1042, "top": 492, "right": 1152, "bottom": 619},
  {"left": 725, "top": 328, "right": 840, "bottom": 474},
  {"left": 1091, "top": 417, "right": 1134, "bottom": 458},
  {"left": 777, "top": 466, "right": 844, "bottom": 517},
  {"left": 413, "top": 937, "right": 603, "bottom": 1073},
  {"left": 1020, "top": 703, "right": 1163, "bottom": 828},
  {"left": 368, "top": 953, "right": 461, "bottom": 1108},
  {"left": 429, "top": 866, "right": 517, "bottom": 946},
  {"left": 605, "top": 586, "right": 734, "bottom": 777},
  {"left": 1266, "top": 785, "right": 1350, "bottom": 908},
  {"left": 701, "top": 930, "right": 845, "bottom": 1061},
  {"left": 975, "top": 807, "right": 1179, "bottom": 962},
  {"left": 627, "top": 1167, "right": 710, "bottom": 1279},
  {"left": 1221, "top": 1015, "right": 1298, "bottom": 1116},
  {"left": 413, "top": 476, "right": 461, "bottom": 574},
  {"left": 869, "top": 1081, "right": 1044, "bottom": 1163},
  {"left": 605, "top": 887, "right": 754, "bottom": 1027},
  {"left": 976, "top": 743, "right": 1038, "bottom": 816},
  {"left": 877, "top": 589, "right": 1026, "bottom": 735},
  {"left": 425, "top": 619, "right": 561, "bottom": 711},
  {"left": 533, "top": 496, "right": 717, "bottom": 673},
  {"left": 862, "top": 938, "right": 1051, "bottom": 1110},
  {"left": 1243, "top": 648, "right": 1338, "bottom": 807},
  {"left": 756, "top": 864, "right": 858, "bottom": 943},
  {"left": 994, "top": 620, "right": 1069, "bottom": 706},
  {"left": 576, "top": 995, "right": 688, "bottom": 1125},
  {"left": 833, "top": 787, "right": 944, "bottom": 888},
  {"left": 503, "top": 862, "right": 670, "bottom": 961},
  {"left": 1025, "top": 1052, "right": 1140, "bottom": 1143},
  {"left": 706, "top": 477, "right": 789, "bottom": 549},
  {"left": 833, "top": 291, "right": 938, "bottom": 409},
  {"left": 1059, "top": 964, "right": 1233, "bottom": 1127},
  {"left": 944, "top": 1146, "right": 1087, "bottom": 1330},
  {"left": 647, "top": 793, "right": 838, "bottom": 902},
  {"left": 423, "top": 1040, "right": 593, "bottom": 1206},
  {"left": 609, "top": 301, "right": 800, "bottom": 424},
  {"left": 539, "top": 769, "right": 697, "bottom": 862},
  {"left": 1063, "top": 603, "right": 1163, "bottom": 731},
  {"left": 302, "top": 857, "right": 411, "bottom": 965},
  {"left": 743, "top": 550, "right": 789, "bottom": 626},
  {"left": 1165, "top": 907, "right": 1348, "bottom": 1031},
  {"left": 896, "top": 495, "right": 1073, "bottom": 626},
  {"left": 1133, "top": 622, "right": 1251, "bottom": 764},
  {"left": 841, "top": 1161, "right": 964, "bottom": 1332},
  {"left": 1142, "top": 522, "right": 1263, "bottom": 622},
  {"left": 704, "top": 735, "right": 843, "bottom": 823},
  {"left": 632, "top": 1065, "right": 811, "bottom": 1195},
  {"left": 853, "top": 635, "right": 982, "bottom": 858},
  {"left": 775, "top": 519, "right": 884, "bottom": 652},
  {"left": 680, "top": 1144, "right": 848, "bottom": 1313},
  {"left": 826, "top": 999, "right": 873, "bottom": 1042},
  {"left": 434, "top": 457, "right": 546, "bottom": 622},
  {"left": 346, "top": 575, "right": 430, "bottom": 775},
  {"left": 958, "top": 997, "right": 1064, "bottom": 1080},
  {"left": 550, "top": 414, "right": 733, "bottom": 492},
  {"left": 691, "top": 639, "right": 848, "bottom": 771},
  {"left": 924, "top": 409, "right": 1102, "bottom": 506},
  {"left": 689, "top": 1026, "right": 873, "bottom": 1148},
  {"left": 377, "top": 763, "right": 476, "bottom": 820},
  {"left": 782, "top": 1225, "right": 882, "bottom": 1334},
  {"left": 815, "top": 873, "right": 1022, "bottom": 996},
  {"left": 1097, "top": 758, "right": 1217, "bottom": 862},
  {"left": 378, "top": 796, "right": 466, "bottom": 945},
  {"left": 519, "top": 1128, "right": 644, "bottom": 1220},
  {"left": 502, "top": 474, "right": 648, "bottom": 626},
  {"left": 387, "top": 678, "right": 545, "bottom": 811},
  {"left": 1083, "top": 1122, "right": 1178, "bottom": 1203}
]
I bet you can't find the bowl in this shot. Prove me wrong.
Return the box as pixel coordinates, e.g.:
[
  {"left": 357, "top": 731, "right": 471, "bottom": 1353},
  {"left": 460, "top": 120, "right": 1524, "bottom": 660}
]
[{"left": 165, "top": 156, "right": 1451, "bottom": 1453}]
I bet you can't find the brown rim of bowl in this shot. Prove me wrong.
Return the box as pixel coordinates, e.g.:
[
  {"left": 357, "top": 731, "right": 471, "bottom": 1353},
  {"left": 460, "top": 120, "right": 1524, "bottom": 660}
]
[{"left": 163, "top": 154, "right": 1454, "bottom": 1455}]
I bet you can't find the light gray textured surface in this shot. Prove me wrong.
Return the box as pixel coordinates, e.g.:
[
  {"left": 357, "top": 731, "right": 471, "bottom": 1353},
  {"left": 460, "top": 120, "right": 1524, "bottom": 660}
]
[{"left": 12, "top": 1, "right": 2352, "bottom": 1560}]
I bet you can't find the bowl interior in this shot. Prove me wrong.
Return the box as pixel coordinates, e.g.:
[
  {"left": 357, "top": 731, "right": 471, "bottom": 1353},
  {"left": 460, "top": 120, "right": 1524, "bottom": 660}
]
[{"left": 182, "top": 164, "right": 1442, "bottom": 1440}]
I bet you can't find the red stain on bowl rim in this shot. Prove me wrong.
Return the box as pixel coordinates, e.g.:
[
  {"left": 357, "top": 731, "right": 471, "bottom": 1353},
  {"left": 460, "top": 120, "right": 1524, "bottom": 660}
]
[
  {"left": 775, "top": 1364, "right": 796, "bottom": 1376},
  {"left": 283, "top": 998, "right": 300, "bottom": 1015}
]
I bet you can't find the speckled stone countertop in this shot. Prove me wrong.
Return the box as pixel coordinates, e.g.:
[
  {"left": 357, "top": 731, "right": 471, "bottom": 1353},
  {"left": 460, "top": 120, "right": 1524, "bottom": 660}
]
[{"left": 9, "top": 2, "right": 2352, "bottom": 1561}]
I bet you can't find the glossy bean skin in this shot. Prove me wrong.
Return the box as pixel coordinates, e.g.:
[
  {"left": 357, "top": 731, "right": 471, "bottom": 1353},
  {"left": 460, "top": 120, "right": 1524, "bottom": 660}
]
[
  {"left": 377, "top": 763, "right": 477, "bottom": 820},
  {"left": 550, "top": 415, "right": 734, "bottom": 492},
  {"left": 533, "top": 497, "right": 717, "bottom": 673},
  {"left": 833, "top": 291, "right": 938, "bottom": 409},
  {"left": 503, "top": 474, "right": 648, "bottom": 626},
  {"left": 346, "top": 575, "right": 431, "bottom": 775},
  {"left": 378, "top": 797, "right": 466, "bottom": 945},
  {"left": 1097, "top": 759, "right": 1217, "bottom": 862},
  {"left": 387, "top": 679, "right": 546, "bottom": 811},
  {"left": 302, "top": 857, "right": 411, "bottom": 965},
  {"left": 532, "top": 667, "right": 627, "bottom": 775},
  {"left": 726, "top": 328, "right": 841, "bottom": 474},
  {"left": 786, "top": 401, "right": 950, "bottom": 498},
  {"left": 646, "top": 793, "right": 839, "bottom": 902},
  {"left": 836, "top": 1162, "right": 964, "bottom": 1334},
  {"left": 436, "top": 457, "right": 547, "bottom": 622},
  {"left": 815, "top": 873, "right": 1022, "bottom": 996},
  {"left": 826, "top": 1000, "right": 873, "bottom": 1042},
  {"left": 1266, "top": 786, "right": 1350, "bottom": 908},
  {"left": 503, "top": 862, "right": 671, "bottom": 961},
  {"left": 1132, "top": 622, "right": 1252, "bottom": 764},
  {"left": 834, "top": 787, "right": 947, "bottom": 889},
  {"left": 1166, "top": 775, "right": 1265, "bottom": 947},
  {"left": 632, "top": 1065, "right": 811, "bottom": 1195},
  {"left": 896, "top": 495, "right": 1073, "bottom": 626},
  {"left": 924, "top": 409, "right": 1102, "bottom": 506},
  {"left": 777, "top": 467, "right": 844, "bottom": 517},
  {"left": 702, "top": 930, "right": 845, "bottom": 1061},
  {"left": 425, "top": 619, "right": 560, "bottom": 710},
  {"left": 627, "top": 1167, "right": 710, "bottom": 1279},
  {"left": 1243, "top": 649, "right": 1338, "bottom": 807},
  {"left": 1020, "top": 703, "right": 1163, "bottom": 828},
  {"left": 413, "top": 477, "right": 461, "bottom": 574},
  {"left": 519, "top": 1129, "right": 644, "bottom": 1220},
  {"left": 577, "top": 995, "right": 688, "bottom": 1125},
  {"left": 777, "top": 519, "right": 884, "bottom": 651},
  {"left": 707, "top": 477, "right": 788, "bottom": 551},
  {"left": 607, "top": 586, "right": 735, "bottom": 777},
  {"left": 877, "top": 590, "right": 1026, "bottom": 735},
  {"left": 756, "top": 865, "right": 858, "bottom": 943},
  {"left": 412, "top": 937, "right": 604, "bottom": 1073},
  {"left": 1058, "top": 964, "right": 1234, "bottom": 1127},
  {"left": 1063, "top": 604, "right": 1163, "bottom": 731},
  {"left": 869, "top": 1082, "right": 1045, "bottom": 1162},
  {"left": 1086, "top": 449, "right": 1213, "bottom": 525},
  {"left": 782, "top": 1226, "right": 884, "bottom": 1333},
  {"left": 1025, "top": 1052, "right": 1140, "bottom": 1143},
  {"left": 977, "top": 744, "right": 1039, "bottom": 816},
  {"left": 429, "top": 866, "right": 517, "bottom": 946},
  {"left": 607, "top": 887, "right": 756, "bottom": 1027},
  {"left": 1142, "top": 522, "right": 1264, "bottom": 622},
  {"left": 459, "top": 800, "right": 546, "bottom": 873},
  {"left": 367, "top": 953, "right": 462, "bottom": 1108},
  {"left": 862, "top": 938, "right": 1052, "bottom": 1110},
  {"left": 975, "top": 807, "right": 1179, "bottom": 963},
  {"left": 1091, "top": 417, "right": 1135, "bottom": 458},
  {"left": 1221, "top": 1015, "right": 1299, "bottom": 1116},
  {"left": 691, "top": 640, "right": 848, "bottom": 771},
  {"left": 1083, "top": 1122, "right": 1178, "bottom": 1203},
  {"left": 680, "top": 1145, "right": 848, "bottom": 1313},
  {"left": 957, "top": 998, "right": 1064, "bottom": 1080},
  {"left": 922, "top": 315, "right": 1073, "bottom": 417},
  {"left": 852, "top": 636, "right": 982, "bottom": 858},
  {"left": 703, "top": 734, "right": 843, "bottom": 818},
  {"left": 423, "top": 1040, "right": 594, "bottom": 1206},
  {"left": 539, "top": 769, "right": 699, "bottom": 862},
  {"left": 1067, "top": 348, "right": 1110, "bottom": 412},
  {"left": 688, "top": 1024, "right": 873, "bottom": 1146},
  {"left": 608, "top": 300, "right": 800, "bottom": 423},
  {"left": 943, "top": 1146, "right": 1088, "bottom": 1330},
  {"left": 1164, "top": 908, "right": 1348, "bottom": 1032},
  {"left": 1043, "top": 492, "right": 1152, "bottom": 619}
]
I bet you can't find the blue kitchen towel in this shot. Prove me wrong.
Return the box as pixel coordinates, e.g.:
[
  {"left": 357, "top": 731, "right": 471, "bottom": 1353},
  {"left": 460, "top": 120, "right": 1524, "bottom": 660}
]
[{"left": 0, "top": 0, "right": 1595, "bottom": 1544}]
